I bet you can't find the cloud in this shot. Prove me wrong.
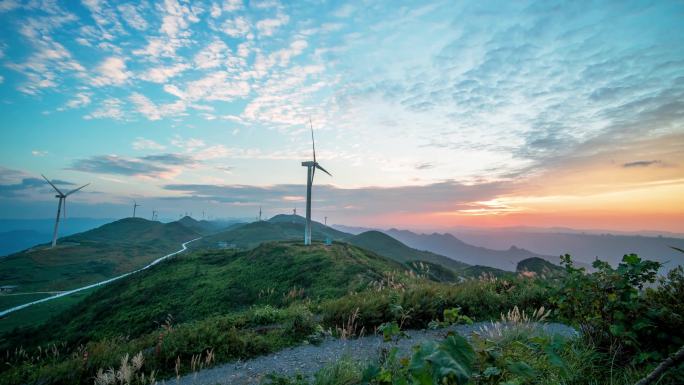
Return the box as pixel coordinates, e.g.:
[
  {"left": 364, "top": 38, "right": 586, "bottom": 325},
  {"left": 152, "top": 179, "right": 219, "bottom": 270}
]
[
  {"left": 162, "top": 180, "right": 508, "bottom": 214},
  {"left": 332, "top": 4, "right": 355, "bottom": 18},
  {"left": 415, "top": 162, "right": 434, "bottom": 170},
  {"left": 0, "top": 0, "right": 20, "bottom": 12},
  {"left": 129, "top": 92, "right": 187, "bottom": 120},
  {"left": 194, "top": 39, "right": 230, "bottom": 69},
  {"left": 84, "top": 98, "right": 124, "bottom": 120},
  {"left": 6, "top": 9, "right": 84, "bottom": 94},
  {"left": 221, "top": 16, "right": 251, "bottom": 38},
  {"left": 70, "top": 155, "right": 177, "bottom": 178},
  {"left": 622, "top": 160, "right": 663, "bottom": 168},
  {"left": 91, "top": 57, "right": 130, "bottom": 86},
  {"left": 59, "top": 92, "right": 92, "bottom": 110},
  {"left": 31, "top": 150, "right": 48, "bottom": 156},
  {"left": 159, "top": 0, "right": 200, "bottom": 38},
  {"left": 0, "top": 167, "right": 75, "bottom": 198},
  {"left": 117, "top": 3, "right": 148, "bottom": 31},
  {"left": 255, "top": 13, "right": 288, "bottom": 36},
  {"left": 139, "top": 63, "right": 189, "bottom": 83},
  {"left": 132, "top": 137, "right": 166, "bottom": 151},
  {"left": 140, "top": 153, "right": 196, "bottom": 166},
  {"left": 171, "top": 136, "right": 206, "bottom": 151},
  {"left": 174, "top": 72, "right": 251, "bottom": 102}
]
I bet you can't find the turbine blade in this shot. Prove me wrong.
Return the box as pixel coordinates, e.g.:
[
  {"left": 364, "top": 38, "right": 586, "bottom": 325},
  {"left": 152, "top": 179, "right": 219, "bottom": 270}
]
[
  {"left": 62, "top": 198, "right": 66, "bottom": 219},
  {"left": 310, "top": 118, "right": 316, "bottom": 163},
  {"left": 41, "top": 174, "right": 64, "bottom": 195},
  {"left": 315, "top": 163, "right": 332, "bottom": 177},
  {"left": 66, "top": 183, "right": 89, "bottom": 196}
]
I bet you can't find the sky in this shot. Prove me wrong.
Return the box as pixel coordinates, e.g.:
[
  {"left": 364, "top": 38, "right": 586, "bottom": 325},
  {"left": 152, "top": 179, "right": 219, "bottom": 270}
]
[{"left": 0, "top": 0, "right": 683, "bottom": 233}]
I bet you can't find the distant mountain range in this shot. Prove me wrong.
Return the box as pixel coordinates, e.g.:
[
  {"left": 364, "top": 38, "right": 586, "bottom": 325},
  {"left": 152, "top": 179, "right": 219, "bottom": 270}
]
[
  {"left": 335, "top": 224, "right": 684, "bottom": 272},
  {"left": 384, "top": 228, "right": 550, "bottom": 271}
]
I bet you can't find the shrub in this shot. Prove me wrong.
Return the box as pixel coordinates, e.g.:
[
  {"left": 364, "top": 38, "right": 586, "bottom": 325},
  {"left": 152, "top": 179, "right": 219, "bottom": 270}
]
[{"left": 553, "top": 254, "right": 666, "bottom": 363}]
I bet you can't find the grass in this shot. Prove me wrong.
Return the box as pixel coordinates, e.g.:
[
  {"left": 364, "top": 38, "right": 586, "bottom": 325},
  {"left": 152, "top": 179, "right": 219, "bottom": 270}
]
[
  {"left": 0, "top": 292, "right": 52, "bottom": 310},
  {"left": 0, "top": 241, "right": 409, "bottom": 351},
  {"left": 348, "top": 231, "right": 470, "bottom": 272},
  {"left": 0, "top": 218, "right": 200, "bottom": 292},
  {"left": 0, "top": 290, "right": 92, "bottom": 334},
  {"left": 1, "top": 233, "right": 681, "bottom": 385},
  {"left": 194, "top": 219, "right": 349, "bottom": 250}
]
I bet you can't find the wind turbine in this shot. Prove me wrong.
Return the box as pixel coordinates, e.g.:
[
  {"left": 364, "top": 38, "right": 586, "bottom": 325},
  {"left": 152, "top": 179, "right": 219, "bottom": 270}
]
[
  {"left": 132, "top": 201, "right": 141, "bottom": 218},
  {"left": 301, "top": 119, "right": 332, "bottom": 245},
  {"left": 42, "top": 174, "right": 89, "bottom": 248},
  {"left": 258, "top": 206, "right": 262, "bottom": 221}
]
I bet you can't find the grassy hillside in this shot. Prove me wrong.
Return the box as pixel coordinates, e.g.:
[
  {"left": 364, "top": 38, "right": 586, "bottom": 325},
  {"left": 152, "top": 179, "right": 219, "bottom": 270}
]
[
  {"left": 195, "top": 217, "right": 349, "bottom": 250},
  {"left": 348, "top": 231, "right": 469, "bottom": 272},
  {"left": 0, "top": 218, "right": 199, "bottom": 293},
  {"left": 2, "top": 241, "right": 407, "bottom": 349},
  {"left": 176, "top": 216, "right": 227, "bottom": 235},
  {"left": 516, "top": 256, "right": 565, "bottom": 278}
]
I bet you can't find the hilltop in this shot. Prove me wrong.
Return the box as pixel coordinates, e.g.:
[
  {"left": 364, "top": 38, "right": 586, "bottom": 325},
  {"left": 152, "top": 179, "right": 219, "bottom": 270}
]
[
  {"left": 0, "top": 217, "right": 200, "bottom": 293},
  {"left": 3, "top": 241, "right": 407, "bottom": 348},
  {"left": 194, "top": 215, "right": 349, "bottom": 250},
  {"left": 177, "top": 216, "right": 228, "bottom": 235},
  {"left": 516, "top": 256, "right": 566, "bottom": 278},
  {"left": 348, "top": 231, "right": 468, "bottom": 271}
]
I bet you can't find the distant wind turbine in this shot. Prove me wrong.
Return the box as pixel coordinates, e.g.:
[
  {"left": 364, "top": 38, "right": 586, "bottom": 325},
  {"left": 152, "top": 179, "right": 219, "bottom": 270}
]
[
  {"left": 302, "top": 119, "right": 332, "bottom": 245},
  {"left": 258, "top": 206, "right": 262, "bottom": 221},
  {"left": 42, "top": 174, "right": 89, "bottom": 248},
  {"left": 325, "top": 216, "right": 328, "bottom": 226},
  {"left": 132, "top": 201, "right": 141, "bottom": 218}
]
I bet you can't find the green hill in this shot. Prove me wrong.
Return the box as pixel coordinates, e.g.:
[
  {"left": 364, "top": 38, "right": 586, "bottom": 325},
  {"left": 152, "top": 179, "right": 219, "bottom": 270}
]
[
  {"left": 3, "top": 241, "right": 407, "bottom": 349},
  {"left": 176, "top": 216, "right": 226, "bottom": 235},
  {"left": 516, "top": 257, "right": 565, "bottom": 278},
  {"left": 0, "top": 218, "right": 200, "bottom": 293},
  {"left": 195, "top": 217, "right": 349, "bottom": 250},
  {"left": 348, "top": 231, "right": 470, "bottom": 272},
  {"left": 460, "top": 264, "right": 512, "bottom": 278}
]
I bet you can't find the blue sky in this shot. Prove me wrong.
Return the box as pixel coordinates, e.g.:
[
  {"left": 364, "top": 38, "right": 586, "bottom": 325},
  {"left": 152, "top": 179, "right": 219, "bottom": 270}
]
[{"left": 1, "top": 0, "right": 683, "bottom": 232}]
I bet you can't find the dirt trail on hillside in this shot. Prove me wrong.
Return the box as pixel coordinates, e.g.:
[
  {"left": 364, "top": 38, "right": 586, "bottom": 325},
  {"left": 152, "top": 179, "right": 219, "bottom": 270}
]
[{"left": 173, "top": 322, "right": 577, "bottom": 385}]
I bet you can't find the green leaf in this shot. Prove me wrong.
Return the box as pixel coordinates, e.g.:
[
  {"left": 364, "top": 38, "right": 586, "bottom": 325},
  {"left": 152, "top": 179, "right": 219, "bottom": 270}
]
[
  {"left": 506, "top": 361, "right": 537, "bottom": 378},
  {"left": 408, "top": 341, "right": 438, "bottom": 384},
  {"left": 483, "top": 366, "right": 501, "bottom": 377},
  {"left": 425, "top": 335, "right": 475, "bottom": 384}
]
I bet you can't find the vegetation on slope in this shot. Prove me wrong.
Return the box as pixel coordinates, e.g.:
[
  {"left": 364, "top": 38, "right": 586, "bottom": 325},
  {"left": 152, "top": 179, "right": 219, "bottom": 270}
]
[
  {"left": 516, "top": 256, "right": 565, "bottom": 278},
  {"left": 194, "top": 218, "right": 349, "bottom": 250},
  {"left": 0, "top": 218, "right": 200, "bottom": 293},
  {"left": 348, "top": 231, "right": 469, "bottom": 272},
  {"left": 1, "top": 241, "right": 407, "bottom": 349}
]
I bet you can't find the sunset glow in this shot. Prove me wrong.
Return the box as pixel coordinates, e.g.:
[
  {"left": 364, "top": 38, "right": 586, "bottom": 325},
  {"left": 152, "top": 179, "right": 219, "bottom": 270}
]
[{"left": 1, "top": 0, "right": 683, "bottom": 233}]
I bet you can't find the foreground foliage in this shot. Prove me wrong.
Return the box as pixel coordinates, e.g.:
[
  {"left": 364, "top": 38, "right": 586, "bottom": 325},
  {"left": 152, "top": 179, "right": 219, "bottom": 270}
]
[{"left": 1, "top": 247, "right": 683, "bottom": 385}]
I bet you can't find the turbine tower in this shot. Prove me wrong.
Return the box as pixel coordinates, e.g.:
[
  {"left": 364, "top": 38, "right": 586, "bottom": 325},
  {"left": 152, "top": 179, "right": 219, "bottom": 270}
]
[
  {"left": 132, "top": 201, "right": 140, "bottom": 218},
  {"left": 42, "top": 174, "right": 89, "bottom": 248},
  {"left": 302, "top": 119, "right": 332, "bottom": 245}
]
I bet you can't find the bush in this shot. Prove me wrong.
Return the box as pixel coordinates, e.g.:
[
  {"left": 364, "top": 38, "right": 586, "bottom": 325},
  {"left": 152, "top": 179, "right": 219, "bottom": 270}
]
[{"left": 552, "top": 254, "right": 670, "bottom": 363}]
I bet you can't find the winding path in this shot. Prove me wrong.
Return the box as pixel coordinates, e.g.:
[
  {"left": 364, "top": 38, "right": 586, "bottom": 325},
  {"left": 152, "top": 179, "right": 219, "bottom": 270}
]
[
  {"left": 176, "top": 322, "right": 577, "bottom": 385},
  {"left": 0, "top": 237, "right": 201, "bottom": 317}
]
